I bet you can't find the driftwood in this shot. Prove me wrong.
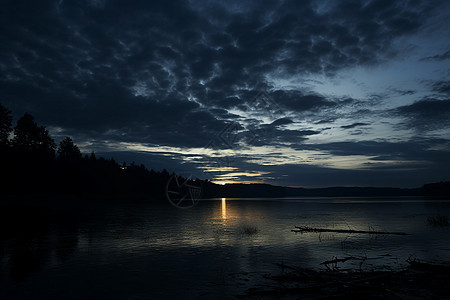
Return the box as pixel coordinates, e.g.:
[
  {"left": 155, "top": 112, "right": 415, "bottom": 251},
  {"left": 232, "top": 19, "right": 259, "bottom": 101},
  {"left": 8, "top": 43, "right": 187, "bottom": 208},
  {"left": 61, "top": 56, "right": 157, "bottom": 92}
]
[
  {"left": 406, "top": 258, "right": 450, "bottom": 272},
  {"left": 320, "top": 256, "right": 365, "bottom": 266},
  {"left": 292, "top": 226, "right": 410, "bottom": 235}
]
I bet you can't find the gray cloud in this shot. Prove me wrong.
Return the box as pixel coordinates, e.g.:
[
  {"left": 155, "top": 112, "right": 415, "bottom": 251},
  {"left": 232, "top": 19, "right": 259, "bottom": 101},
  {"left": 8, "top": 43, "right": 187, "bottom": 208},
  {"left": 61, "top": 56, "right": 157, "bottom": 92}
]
[
  {"left": 396, "top": 98, "right": 450, "bottom": 131},
  {"left": 432, "top": 81, "right": 450, "bottom": 95},
  {"left": 340, "top": 122, "right": 370, "bottom": 129},
  {"left": 271, "top": 118, "right": 294, "bottom": 126}
]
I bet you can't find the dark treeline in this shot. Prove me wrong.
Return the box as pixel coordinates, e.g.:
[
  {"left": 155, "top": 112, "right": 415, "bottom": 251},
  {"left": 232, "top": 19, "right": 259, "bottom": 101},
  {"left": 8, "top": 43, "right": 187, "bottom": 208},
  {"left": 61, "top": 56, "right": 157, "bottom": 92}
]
[{"left": 0, "top": 103, "right": 175, "bottom": 199}]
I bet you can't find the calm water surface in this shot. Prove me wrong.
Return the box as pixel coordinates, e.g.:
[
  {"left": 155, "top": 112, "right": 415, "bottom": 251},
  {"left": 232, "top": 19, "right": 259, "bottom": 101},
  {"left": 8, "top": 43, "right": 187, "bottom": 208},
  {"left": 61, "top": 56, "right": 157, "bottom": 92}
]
[{"left": 0, "top": 197, "right": 449, "bottom": 299}]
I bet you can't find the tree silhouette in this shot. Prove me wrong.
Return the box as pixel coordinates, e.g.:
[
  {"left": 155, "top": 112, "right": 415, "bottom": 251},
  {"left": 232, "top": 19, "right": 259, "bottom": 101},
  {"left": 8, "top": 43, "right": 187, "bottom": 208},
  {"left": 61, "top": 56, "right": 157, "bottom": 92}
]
[
  {"left": 90, "top": 152, "right": 96, "bottom": 161},
  {"left": 11, "top": 113, "right": 56, "bottom": 159},
  {"left": 0, "top": 103, "right": 13, "bottom": 147},
  {"left": 0, "top": 107, "right": 185, "bottom": 198},
  {"left": 57, "top": 137, "right": 81, "bottom": 161}
]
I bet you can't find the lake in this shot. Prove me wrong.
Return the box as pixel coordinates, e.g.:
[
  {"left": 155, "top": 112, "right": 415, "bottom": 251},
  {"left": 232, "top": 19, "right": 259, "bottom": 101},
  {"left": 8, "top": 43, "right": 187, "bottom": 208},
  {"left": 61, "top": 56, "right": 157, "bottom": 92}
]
[{"left": 0, "top": 197, "right": 449, "bottom": 299}]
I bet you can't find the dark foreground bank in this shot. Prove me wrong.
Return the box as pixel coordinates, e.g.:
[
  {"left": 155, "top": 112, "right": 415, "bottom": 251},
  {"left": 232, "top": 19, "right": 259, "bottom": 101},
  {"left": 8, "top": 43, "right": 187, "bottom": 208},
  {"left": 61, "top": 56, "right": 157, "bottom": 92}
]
[{"left": 239, "top": 260, "right": 450, "bottom": 299}]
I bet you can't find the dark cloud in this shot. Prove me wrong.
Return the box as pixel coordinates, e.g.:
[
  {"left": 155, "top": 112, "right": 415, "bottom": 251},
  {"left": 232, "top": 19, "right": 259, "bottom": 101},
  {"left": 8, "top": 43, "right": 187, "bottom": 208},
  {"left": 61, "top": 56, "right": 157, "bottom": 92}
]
[
  {"left": 399, "top": 98, "right": 450, "bottom": 115},
  {"left": 268, "top": 91, "right": 337, "bottom": 112},
  {"left": 420, "top": 50, "right": 450, "bottom": 61},
  {"left": 314, "top": 118, "right": 337, "bottom": 125},
  {"left": 271, "top": 118, "right": 294, "bottom": 126},
  {"left": 432, "top": 81, "right": 450, "bottom": 95},
  {"left": 340, "top": 122, "right": 370, "bottom": 129},
  {"left": 248, "top": 126, "right": 320, "bottom": 147},
  {"left": 396, "top": 98, "right": 450, "bottom": 131},
  {"left": 2, "top": 0, "right": 439, "bottom": 114},
  {"left": 390, "top": 89, "right": 416, "bottom": 96}
]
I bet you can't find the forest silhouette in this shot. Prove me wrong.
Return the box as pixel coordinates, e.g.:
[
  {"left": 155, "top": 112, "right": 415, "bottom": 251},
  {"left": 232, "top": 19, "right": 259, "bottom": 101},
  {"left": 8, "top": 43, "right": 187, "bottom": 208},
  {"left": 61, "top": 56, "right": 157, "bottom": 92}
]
[{"left": 0, "top": 103, "right": 187, "bottom": 199}]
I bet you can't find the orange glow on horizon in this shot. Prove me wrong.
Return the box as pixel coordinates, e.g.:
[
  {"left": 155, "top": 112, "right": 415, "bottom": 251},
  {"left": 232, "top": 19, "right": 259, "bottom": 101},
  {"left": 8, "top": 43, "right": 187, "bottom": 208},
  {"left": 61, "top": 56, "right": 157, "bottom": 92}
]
[{"left": 211, "top": 179, "right": 263, "bottom": 185}]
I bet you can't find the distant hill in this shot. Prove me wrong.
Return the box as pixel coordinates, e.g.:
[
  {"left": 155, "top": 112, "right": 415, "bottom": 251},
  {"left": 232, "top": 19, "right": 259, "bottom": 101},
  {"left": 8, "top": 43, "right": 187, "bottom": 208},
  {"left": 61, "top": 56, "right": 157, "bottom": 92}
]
[
  {"left": 420, "top": 181, "right": 450, "bottom": 198},
  {"left": 202, "top": 181, "right": 450, "bottom": 198}
]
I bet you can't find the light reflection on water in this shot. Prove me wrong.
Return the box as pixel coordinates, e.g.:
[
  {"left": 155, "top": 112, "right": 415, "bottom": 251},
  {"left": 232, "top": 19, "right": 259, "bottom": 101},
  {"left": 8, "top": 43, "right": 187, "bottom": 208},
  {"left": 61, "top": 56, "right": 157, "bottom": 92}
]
[
  {"left": 0, "top": 197, "right": 449, "bottom": 298},
  {"left": 221, "top": 198, "right": 226, "bottom": 220}
]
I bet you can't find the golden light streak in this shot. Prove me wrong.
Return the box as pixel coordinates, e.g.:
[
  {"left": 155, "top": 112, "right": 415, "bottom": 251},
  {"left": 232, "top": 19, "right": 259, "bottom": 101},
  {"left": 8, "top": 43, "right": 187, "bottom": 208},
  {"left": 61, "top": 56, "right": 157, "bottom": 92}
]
[{"left": 221, "top": 198, "right": 226, "bottom": 219}]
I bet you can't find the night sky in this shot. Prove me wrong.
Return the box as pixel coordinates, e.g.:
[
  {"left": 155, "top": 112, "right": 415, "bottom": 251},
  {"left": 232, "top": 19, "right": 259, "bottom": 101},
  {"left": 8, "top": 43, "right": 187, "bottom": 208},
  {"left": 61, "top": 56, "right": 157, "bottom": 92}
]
[{"left": 1, "top": 0, "right": 449, "bottom": 188}]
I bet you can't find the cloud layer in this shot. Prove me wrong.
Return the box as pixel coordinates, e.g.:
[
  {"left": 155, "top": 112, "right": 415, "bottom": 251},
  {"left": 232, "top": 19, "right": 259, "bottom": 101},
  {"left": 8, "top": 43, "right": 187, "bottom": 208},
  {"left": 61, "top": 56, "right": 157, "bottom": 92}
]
[{"left": 1, "top": 0, "right": 449, "bottom": 187}]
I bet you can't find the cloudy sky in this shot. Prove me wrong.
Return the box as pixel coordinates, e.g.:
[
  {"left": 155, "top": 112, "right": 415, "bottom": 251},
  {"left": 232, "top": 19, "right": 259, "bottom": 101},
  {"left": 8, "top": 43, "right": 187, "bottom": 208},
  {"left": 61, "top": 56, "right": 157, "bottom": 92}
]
[{"left": 1, "top": 0, "right": 449, "bottom": 187}]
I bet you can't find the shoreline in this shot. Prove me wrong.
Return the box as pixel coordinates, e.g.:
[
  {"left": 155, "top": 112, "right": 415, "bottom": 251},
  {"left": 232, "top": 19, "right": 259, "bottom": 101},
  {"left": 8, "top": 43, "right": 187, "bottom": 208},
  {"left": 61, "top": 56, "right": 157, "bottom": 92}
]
[{"left": 238, "top": 260, "right": 450, "bottom": 299}]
